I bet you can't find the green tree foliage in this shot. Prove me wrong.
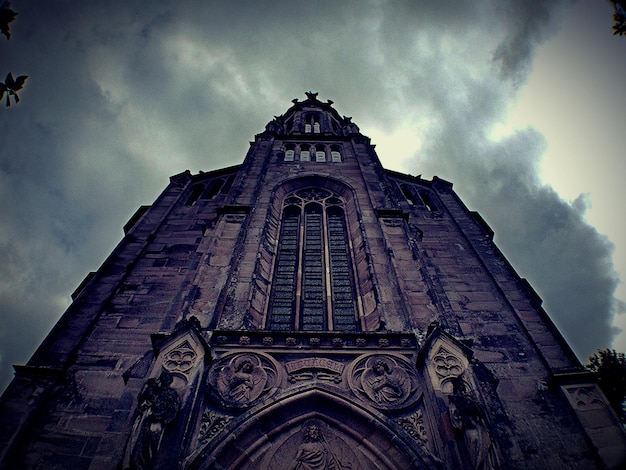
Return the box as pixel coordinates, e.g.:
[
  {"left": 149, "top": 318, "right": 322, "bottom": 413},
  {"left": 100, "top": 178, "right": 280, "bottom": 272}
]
[
  {"left": 586, "top": 349, "right": 626, "bottom": 423},
  {"left": 611, "top": 0, "right": 626, "bottom": 36},
  {"left": 0, "top": 0, "right": 17, "bottom": 40},
  {"left": 0, "top": 1, "right": 27, "bottom": 107},
  {"left": 0, "top": 72, "right": 27, "bottom": 106}
]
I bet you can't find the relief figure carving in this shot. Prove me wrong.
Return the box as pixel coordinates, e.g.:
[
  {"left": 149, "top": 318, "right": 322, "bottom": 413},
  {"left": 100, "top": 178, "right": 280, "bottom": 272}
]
[
  {"left": 363, "top": 358, "right": 408, "bottom": 405},
  {"left": 291, "top": 423, "right": 351, "bottom": 470},
  {"left": 349, "top": 354, "right": 418, "bottom": 410},
  {"left": 208, "top": 353, "right": 277, "bottom": 408}
]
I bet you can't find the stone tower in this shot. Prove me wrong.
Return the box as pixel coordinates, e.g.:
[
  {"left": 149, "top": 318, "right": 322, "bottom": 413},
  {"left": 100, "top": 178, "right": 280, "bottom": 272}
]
[{"left": 1, "top": 93, "right": 624, "bottom": 469}]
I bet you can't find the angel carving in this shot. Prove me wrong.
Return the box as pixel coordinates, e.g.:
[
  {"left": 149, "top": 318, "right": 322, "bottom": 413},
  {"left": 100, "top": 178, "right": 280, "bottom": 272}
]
[
  {"left": 361, "top": 357, "right": 410, "bottom": 406},
  {"left": 213, "top": 354, "right": 268, "bottom": 406}
]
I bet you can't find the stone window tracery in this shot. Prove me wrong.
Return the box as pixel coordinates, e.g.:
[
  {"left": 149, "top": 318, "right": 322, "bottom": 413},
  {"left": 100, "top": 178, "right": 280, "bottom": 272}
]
[{"left": 268, "top": 188, "right": 358, "bottom": 331}]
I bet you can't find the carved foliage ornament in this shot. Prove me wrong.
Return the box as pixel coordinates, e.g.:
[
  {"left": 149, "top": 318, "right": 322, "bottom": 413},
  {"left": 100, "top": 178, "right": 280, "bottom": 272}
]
[
  {"left": 207, "top": 352, "right": 278, "bottom": 408},
  {"left": 397, "top": 410, "right": 428, "bottom": 446},
  {"left": 349, "top": 354, "right": 419, "bottom": 410},
  {"left": 198, "top": 409, "right": 231, "bottom": 445}
]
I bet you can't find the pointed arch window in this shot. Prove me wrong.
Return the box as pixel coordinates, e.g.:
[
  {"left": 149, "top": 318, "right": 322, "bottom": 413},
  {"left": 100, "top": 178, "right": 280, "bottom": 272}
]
[
  {"left": 268, "top": 188, "right": 359, "bottom": 331},
  {"left": 304, "top": 114, "right": 321, "bottom": 134}
]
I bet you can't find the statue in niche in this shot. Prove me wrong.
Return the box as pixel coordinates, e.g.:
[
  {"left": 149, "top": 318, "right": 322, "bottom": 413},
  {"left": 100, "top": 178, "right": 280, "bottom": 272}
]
[
  {"left": 124, "top": 372, "right": 180, "bottom": 470},
  {"left": 448, "top": 376, "right": 497, "bottom": 470},
  {"left": 291, "top": 423, "right": 351, "bottom": 470},
  {"left": 210, "top": 353, "right": 269, "bottom": 406},
  {"left": 361, "top": 357, "right": 410, "bottom": 406}
]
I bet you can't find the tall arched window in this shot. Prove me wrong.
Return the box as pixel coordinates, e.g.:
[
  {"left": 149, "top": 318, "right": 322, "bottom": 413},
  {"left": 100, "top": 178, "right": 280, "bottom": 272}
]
[
  {"left": 304, "top": 114, "right": 321, "bottom": 133},
  {"left": 268, "top": 188, "right": 358, "bottom": 331}
]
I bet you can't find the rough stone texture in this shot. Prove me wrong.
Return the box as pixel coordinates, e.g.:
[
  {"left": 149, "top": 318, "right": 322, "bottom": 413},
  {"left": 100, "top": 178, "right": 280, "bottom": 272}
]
[{"left": 0, "top": 94, "right": 624, "bottom": 469}]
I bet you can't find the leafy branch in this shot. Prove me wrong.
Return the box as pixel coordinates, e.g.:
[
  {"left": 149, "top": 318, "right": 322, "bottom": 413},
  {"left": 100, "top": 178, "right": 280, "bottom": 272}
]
[
  {"left": 611, "top": 0, "right": 626, "bottom": 36},
  {"left": 0, "top": 72, "right": 27, "bottom": 106},
  {"left": 586, "top": 349, "right": 626, "bottom": 424},
  {"left": 0, "top": 0, "right": 17, "bottom": 40},
  {"left": 1, "top": 1, "right": 28, "bottom": 107}
]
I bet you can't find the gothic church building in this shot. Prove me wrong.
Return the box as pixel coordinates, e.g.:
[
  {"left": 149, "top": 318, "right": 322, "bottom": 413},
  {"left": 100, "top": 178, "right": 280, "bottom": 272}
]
[{"left": 1, "top": 93, "right": 625, "bottom": 469}]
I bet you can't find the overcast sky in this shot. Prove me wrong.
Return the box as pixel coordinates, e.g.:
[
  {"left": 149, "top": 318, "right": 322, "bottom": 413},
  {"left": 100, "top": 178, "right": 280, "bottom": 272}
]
[{"left": 1, "top": 0, "right": 624, "bottom": 392}]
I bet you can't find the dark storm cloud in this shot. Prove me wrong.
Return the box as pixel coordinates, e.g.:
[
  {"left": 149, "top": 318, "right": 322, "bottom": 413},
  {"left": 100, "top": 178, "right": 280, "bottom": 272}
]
[
  {"left": 417, "top": 123, "right": 621, "bottom": 357},
  {"left": 0, "top": 0, "right": 618, "bottom": 391}
]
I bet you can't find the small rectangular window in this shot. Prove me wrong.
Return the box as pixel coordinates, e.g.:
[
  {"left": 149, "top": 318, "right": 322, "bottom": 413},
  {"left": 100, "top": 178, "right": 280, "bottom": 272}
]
[
  {"left": 315, "top": 151, "right": 326, "bottom": 162},
  {"left": 313, "top": 122, "right": 320, "bottom": 133},
  {"left": 305, "top": 123, "right": 312, "bottom": 133},
  {"left": 331, "top": 151, "right": 341, "bottom": 162},
  {"left": 300, "top": 150, "right": 310, "bottom": 162},
  {"left": 285, "top": 149, "right": 295, "bottom": 161}
]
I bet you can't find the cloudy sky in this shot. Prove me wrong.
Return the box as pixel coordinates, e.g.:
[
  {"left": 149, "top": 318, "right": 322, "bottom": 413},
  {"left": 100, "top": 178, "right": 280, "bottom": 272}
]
[{"left": 0, "top": 0, "right": 624, "bottom": 392}]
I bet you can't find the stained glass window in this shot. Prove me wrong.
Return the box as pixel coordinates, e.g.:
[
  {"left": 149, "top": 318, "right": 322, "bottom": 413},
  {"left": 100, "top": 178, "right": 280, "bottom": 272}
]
[{"left": 268, "top": 188, "right": 358, "bottom": 331}]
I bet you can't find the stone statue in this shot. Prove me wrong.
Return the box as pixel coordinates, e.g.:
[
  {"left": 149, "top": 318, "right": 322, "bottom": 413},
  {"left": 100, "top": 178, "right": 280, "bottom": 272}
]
[
  {"left": 448, "top": 376, "right": 497, "bottom": 470},
  {"left": 291, "top": 424, "right": 350, "bottom": 470},
  {"left": 124, "top": 372, "right": 181, "bottom": 470}
]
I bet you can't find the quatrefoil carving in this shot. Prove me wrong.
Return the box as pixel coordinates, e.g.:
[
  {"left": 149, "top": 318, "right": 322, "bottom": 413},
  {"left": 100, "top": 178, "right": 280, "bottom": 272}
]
[{"left": 163, "top": 342, "right": 197, "bottom": 374}]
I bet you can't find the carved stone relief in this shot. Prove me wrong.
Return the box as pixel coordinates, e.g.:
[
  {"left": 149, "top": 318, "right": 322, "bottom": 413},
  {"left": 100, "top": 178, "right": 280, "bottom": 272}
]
[
  {"left": 197, "top": 409, "right": 232, "bottom": 445},
  {"left": 286, "top": 357, "right": 344, "bottom": 384},
  {"left": 397, "top": 409, "right": 428, "bottom": 446},
  {"left": 425, "top": 338, "right": 469, "bottom": 394},
  {"left": 563, "top": 384, "right": 607, "bottom": 412},
  {"left": 162, "top": 341, "right": 197, "bottom": 382},
  {"left": 207, "top": 352, "right": 279, "bottom": 408},
  {"left": 260, "top": 419, "right": 362, "bottom": 470},
  {"left": 348, "top": 354, "right": 419, "bottom": 410},
  {"left": 154, "top": 329, "right": 207, "bottom": 391}
]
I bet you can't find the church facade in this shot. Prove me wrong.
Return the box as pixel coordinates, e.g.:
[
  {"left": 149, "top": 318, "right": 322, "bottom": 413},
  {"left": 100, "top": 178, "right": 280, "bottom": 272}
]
[{"left": 1, "top": 93, "right": 625, "bottom": 469}]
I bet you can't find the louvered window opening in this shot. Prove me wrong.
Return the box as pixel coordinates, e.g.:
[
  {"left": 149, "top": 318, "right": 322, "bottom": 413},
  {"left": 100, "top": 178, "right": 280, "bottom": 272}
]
[{"left": 269, "top": 189, "right": 358, "bottom": 332}]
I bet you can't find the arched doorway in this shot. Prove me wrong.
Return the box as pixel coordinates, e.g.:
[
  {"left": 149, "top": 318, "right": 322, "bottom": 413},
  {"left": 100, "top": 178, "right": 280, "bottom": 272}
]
[{"left": 186, "top": 388, "right": 442, "bottom": 469}]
